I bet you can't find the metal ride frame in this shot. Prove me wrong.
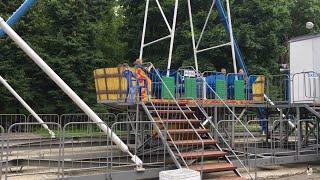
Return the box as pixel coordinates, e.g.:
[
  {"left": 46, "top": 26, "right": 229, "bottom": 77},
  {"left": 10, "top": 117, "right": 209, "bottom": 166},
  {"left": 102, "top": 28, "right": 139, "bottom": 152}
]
[
  {"left": 139, "top": 0, "right": 239, "bottom": 76},
  {"left": 138, "top": 0, "right": 320, "bottom": 177},
  {"left": 1, "top": 1, "right": 320, "bottom": 180}
]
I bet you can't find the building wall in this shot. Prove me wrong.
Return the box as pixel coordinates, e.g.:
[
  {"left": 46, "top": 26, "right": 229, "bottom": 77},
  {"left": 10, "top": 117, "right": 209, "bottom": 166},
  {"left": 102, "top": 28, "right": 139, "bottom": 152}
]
[{"left": 290, "top": 35, "right": 320, "bottom": 103}]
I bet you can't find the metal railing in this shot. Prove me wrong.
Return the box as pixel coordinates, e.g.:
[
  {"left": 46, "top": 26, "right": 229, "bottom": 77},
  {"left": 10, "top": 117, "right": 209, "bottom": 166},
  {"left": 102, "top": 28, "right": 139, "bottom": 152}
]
[
  {"left": 141, "top": 63, "right": 205, "bottom": 175},
  {"left": 0, "top": 114, "right": 27, "bottom": 133},
  {"left": 271, "top": 119, "right": 297, "bottom": 163},
  {"left": 185, "top": 98, "right": 247, "bottom": 177},
  {"left": 178, "top": 66, "right": 257, "bottom": 179},
  {"left": 0, "top": 125, "right": 4, "bottom": 179},
  {"left": 296, "top": 119, "right": 319, "bottom": 158},
  {"left": 0, "top": 113, "right": 317, "bottom": 179},
  {"left": 291, "top": 71, "right": 320, "bottom": 103},
  {"left": 61, "top": 121, "right": 110, "bottom": 178},
  {"left": 60, "top": 113, "right": 116, "bottom": 127},
  {"left": 110, "top": 121, "right": 168, "bottom": 178},
  {"left": 28, "top": 114, "right": 60, "bottom": 125},
  {"left": 5, "top": 122, "right": 62, "bottom": 179},
  {"left": 266, "top": 74, "right": 290, "bottom": 104}
]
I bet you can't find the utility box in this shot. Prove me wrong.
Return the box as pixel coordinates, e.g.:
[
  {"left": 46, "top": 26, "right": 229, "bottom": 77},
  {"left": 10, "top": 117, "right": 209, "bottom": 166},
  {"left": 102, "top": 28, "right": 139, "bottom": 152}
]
[
  {"left": 289, "top": 34, "right": 320, "bottom": 104},
  {"left": 159, "top": 168, "right": 201, "bottom": 180}
]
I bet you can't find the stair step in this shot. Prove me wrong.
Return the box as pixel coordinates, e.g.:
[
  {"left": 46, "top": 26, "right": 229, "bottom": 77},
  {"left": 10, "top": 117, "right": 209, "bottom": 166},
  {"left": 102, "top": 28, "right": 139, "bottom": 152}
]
[
  {"left": 154, "top": 118, "right": 201, "bottom": 124},
  {"left": 147, "top": 106, "right": 189, "bottom": 110},
  {"left": 167, "top": 129, "right": 208, "bottom": 134},
  {"left": 189, "top": 162, "right": 237, "bottom": 173},
  {"left": 150, "top": 100, "right": 188, "bottom": 106},
  {"left": 168, "top": 139, "right": 217, "bottom": 146},
  {"left": 176, "top": 150, "right": 227, "bottom": 158},
  {"left": 214, "top": 176, "right": 245, "bottom": 180},
  {"left": 150, "top": 110, "right": 194, "bottom": 114}
]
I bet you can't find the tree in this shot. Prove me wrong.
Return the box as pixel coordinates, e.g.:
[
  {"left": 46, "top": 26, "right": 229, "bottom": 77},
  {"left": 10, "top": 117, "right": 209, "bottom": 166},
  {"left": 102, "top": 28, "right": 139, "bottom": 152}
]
[{"left": 0, "top": 0, "right": 124, "bottom": 113}]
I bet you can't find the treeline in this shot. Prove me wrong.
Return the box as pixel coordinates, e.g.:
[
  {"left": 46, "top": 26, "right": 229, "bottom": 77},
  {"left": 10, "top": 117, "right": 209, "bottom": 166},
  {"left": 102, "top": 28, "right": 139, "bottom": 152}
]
[{"left": 0, "top": 0, "right": 319, "bottom": 113}]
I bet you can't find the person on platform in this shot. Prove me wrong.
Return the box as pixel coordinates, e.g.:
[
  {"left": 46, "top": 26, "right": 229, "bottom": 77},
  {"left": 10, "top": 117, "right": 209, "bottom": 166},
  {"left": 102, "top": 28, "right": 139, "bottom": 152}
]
[
  {"left": 133, "top": 58, "right": 143, "bottom": 69},
  {"left": 216, "top": 68, "right": 227, "bottom": 81},
  {"left": 221, "top": 68, "right": 227, "bottom": 76}
]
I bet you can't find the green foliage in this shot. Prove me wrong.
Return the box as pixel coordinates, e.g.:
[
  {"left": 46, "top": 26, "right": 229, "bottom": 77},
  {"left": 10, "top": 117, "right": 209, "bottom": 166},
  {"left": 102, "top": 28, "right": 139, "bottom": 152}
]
[
  {"left": 0, "top": 0, "right": 319, "bottom": 113},
  {"left": 0, "top": 0, "right": 124, "bottom": 113}
]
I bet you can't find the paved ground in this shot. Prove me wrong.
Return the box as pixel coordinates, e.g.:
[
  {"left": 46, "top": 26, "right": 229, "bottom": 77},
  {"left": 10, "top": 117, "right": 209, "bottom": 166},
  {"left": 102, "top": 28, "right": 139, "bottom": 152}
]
[
  {"left": 244, "top": 163, "right": 320, "bottom": 179},
  {"left": 277, "top": 174, "right": 320, "bottom": 180}
]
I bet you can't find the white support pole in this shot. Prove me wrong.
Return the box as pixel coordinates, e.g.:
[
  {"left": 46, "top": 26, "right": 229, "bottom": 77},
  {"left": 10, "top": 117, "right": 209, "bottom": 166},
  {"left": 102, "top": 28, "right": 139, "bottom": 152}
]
[
  {"left": 155, "top": 0, "right": 172, "bottom": 33},
  {"left": 166, "top": 0, "right": 179, "bottom": 77},
  {"left": 197, "top": 42, "right": 231, "bottom": 53},
  {"left": 187, "top": 0, "right": 199, "bottom": 71},
  {"left": 196, "top": 0, "right": 216, "bottom": 50},
  {"left": 226, "top": 0, "right": 238, "bottom": 74},
  {"left": 143, "top": 35, "right": 171, "bottom": 47},
  {"left": 139, "top": 0, "right": 150, "bottom": 60},
  {"left": 0, "top": 17, "right": 143, "bottom": 167},
  {"left": 0, "top": 76, "right": 55, "bottom": 138}
]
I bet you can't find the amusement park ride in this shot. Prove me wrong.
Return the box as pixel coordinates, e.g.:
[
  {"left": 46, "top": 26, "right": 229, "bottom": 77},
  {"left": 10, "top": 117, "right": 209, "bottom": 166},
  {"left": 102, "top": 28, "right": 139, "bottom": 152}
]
[{"left": 0, "top": 0, "right": 320, "bottom": 180}]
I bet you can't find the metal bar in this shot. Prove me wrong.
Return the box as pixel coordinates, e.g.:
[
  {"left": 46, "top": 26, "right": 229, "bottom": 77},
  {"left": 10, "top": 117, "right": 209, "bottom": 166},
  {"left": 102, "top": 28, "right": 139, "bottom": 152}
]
[
  {"left": 155, "top": 0, "right": 172, "bottom": 33},
  {"left": 196, "top": 0, "right": 216, "bottom": 49},
  {"left": 304, "top": 104, "right": 320, "bottom": 119},
  {"left": 166, "top": 0, "right": 179, "bottom": 77},
  {"left": 141, "top": 103, "right": 182, "bottom": 168},
  {"left": 296, "top": 107, "right": 301, "bottom": 155},
  {"left": 197, "top": 42, "right": 231, "bottom": 53},
  {"left": 225, "top": 0, "right": 237, "bottom": 74},
  {"left": 279, "top": 109, "right": 283, "bottom": 149},
  {"left": 143, "top": 35, "right": 171, "bottom": 47},
  {"left": 0, "top": 75, "right": 55, "bottom": 138},
  {"left": 139, "top": 0, "right": 150, "bottom": 59},
  {"left": 238, "top": 108, "right": 247, "bottom": 120},
  {"left": 0, "top": 0, "right": 37, "bottom": 37},
  {"left": 187, "top": 0, "right": 199, "bottom": 71},
  {"left": 214, "top": 107, "right": 218, "bottom": 139},
  {"left": 231, "top": 107, "right": 235, "bottom": 148},
  {"left": 0, "top": 17, "right": 143, "bottom": 166}
]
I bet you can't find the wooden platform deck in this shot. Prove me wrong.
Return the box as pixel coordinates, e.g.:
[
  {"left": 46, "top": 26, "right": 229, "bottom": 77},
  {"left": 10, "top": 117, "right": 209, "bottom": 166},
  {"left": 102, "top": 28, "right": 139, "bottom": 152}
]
[{"left": 99, "top": 98, "right": 266, "bottom": 109}]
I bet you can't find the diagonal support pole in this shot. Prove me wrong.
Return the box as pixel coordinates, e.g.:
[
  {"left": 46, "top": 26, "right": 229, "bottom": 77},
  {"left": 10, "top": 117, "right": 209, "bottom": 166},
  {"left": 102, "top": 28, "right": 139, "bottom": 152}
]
[
  {"left": 0, "top": 17, "right": 143, "bottom": 167},
  {"left": 0, "top": 75, "right": 55, "bottom": 138}
]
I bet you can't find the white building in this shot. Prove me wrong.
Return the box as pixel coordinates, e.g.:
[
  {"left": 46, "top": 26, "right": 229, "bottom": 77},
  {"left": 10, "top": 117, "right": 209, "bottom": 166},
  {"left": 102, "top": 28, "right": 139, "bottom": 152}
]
[{"left": 289, "top": 34, "right": 320, "bottom": 104}]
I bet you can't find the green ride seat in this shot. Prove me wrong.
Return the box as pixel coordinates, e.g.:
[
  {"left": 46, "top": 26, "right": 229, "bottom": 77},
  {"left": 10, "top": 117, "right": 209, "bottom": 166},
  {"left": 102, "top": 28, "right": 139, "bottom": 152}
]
[
  {"left": 234, "top": 80, "right": 245, "bottom": 100},
  {"left": 216, "top": 80, "right": 226, "bottom": 100},
  {"left": 162, "top": 77, "right": 175, "bottom": 99},
  {"left": 184, "top": 77, "right": 197, "bottom": 99}
]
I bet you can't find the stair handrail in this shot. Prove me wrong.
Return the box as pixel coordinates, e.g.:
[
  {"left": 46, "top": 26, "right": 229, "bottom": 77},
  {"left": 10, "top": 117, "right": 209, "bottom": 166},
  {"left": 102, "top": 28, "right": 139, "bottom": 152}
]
[
  {"left": 141, "top": 62, "right": 205, "bottom": 172},
  {"left": 183, "top": 97, "right": 256, "bottom": 179},
  {"left": 178, "top": 66, "right": 255, "bottom": 133},
  {"left": 141, "top": 101, "right": 187, "bottom": 168},
  {"left": 178, "top": 66, "right": 257, "bottom": 179}
]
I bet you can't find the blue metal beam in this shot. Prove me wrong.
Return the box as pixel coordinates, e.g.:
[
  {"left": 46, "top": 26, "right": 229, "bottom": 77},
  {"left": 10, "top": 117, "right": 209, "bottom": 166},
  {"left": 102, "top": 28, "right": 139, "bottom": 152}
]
[
  {"left": 216, "top": 1, "right": 269, "bottom": 131},
  {"left": 0, "top": 0, "right": 37, "bottom": 37},
  {"left": 215, "top": 0, "right": 248, "bottom": 75}
]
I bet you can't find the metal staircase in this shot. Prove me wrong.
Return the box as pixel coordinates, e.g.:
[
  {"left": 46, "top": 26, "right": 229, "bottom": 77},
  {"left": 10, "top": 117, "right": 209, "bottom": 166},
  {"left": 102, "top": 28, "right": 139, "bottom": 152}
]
[
  {"left": 142, "top": 100, "right": 244, "bottom": 179},
  {"left": 304, "top": 104, "right": 320, "bottom": 119},
  {"left": 140, "top": 63, "right": 252, "bottom": 179}
]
